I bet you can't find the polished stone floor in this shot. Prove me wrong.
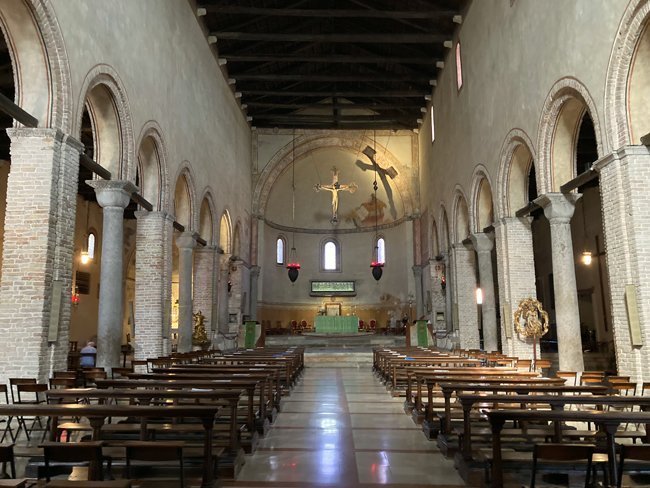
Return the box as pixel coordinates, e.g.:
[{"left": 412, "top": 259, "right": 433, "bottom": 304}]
[{"left": 224, "top": 367, "right": 464, "bottom": 488}]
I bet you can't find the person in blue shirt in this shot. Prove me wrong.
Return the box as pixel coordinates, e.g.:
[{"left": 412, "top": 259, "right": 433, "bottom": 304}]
[{"left": 79, "top": 341, "right": 96, "bottom": 367}]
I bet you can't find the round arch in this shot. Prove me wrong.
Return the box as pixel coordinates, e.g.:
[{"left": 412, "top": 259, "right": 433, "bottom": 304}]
[
  {"left": 232, "top": 221, "right": 242, "bottom": 257},
  {"left": 470, "top": 165, "right": 495, "bottom": 233},
  {"left": 253, "top": 132, "right": 414, "bottom": 217},
  {"left": 605, "top": 0, "right": 650, "bottom": 148},
  {"left": 431, "top": 217, "right": 440, "bottom": 257},
  {"left": 135, "top": 121, "right": 169, "bottom": 212},
  {"left": 0, "top": 0, "right": 71, "bottom": 130},
  {"left": 173, "top": 166, "right": 196, "bottom": 230},
  {"left": 198, "top": 189, "right": 217, "bottom": 246},
  {"left": 537, "top": 77, "right": 605, "bottom": 192},
  {"left": 452, "top": 188, "right": 470, "bottom": 244},
  {"left": 219, "top": 210, "right": 232, "bottom": 254},
  {"left": 438, "top": 204, "right": 451, "bottom": 252},
  {"left": 75, "top": 65, "right": 134, "bottom": 180},
  {"left": 496, "top": 129, "right": 539, "bottom": 218}
]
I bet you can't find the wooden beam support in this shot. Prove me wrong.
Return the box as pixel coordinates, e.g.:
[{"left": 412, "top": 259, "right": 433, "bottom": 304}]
[
  {"left": 560, "top": 168, "right": 598, "bottom": 193},
  {"left": 80, "top": 153, "right": 112, "bottom": 180},
  {"left": 641, "top": 132, "right": 650, "bottom": 146},
  {"left": 211, "top": 31, "right": 447, "bottom": 44},
  {"left": 250, "top": 114, "right": 412, "bottom": 122},
  {"left": 223, "top": 54, "right": 439, "bottom": 65},
  {"left": 515, "top": 201, "right": 540, "bottom": 218},
  {"left": 245, "top": 101, "right": 422, "bottom": 110},
  {"left": 242, "top": 89, "right": 428, "bottom": 98},
  {"left": 131, "top": 192, "right": 153, "bottom": 212},
  {"left": 234, "top": 73, "right": 431, "bottom": 83},
  {"left": 0, "top": 91, "right": 38, "bottom": 128},
  {"left": 200, "top": 6, "right": 458, "bottom": 19}
]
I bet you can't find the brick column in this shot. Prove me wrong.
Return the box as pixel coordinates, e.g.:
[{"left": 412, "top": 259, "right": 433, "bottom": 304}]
[
  {"left": 451, "top": 243, "right": 480, "bottom": 349},
  {"left": 413, "top": 265, "right": 424, "bottom": 319},
  {"left": 428, "top": 258, "right": 447, "bottom": 332},
  {"left": 134, "top": 211, "right": 173, "bottom": 360},
  {"left": 595, "top": 146, "right": 650, "bottom": 382},
  {"left": 176, "top": 231, "right": 196, "bottom": 353},
  {"left": 217, "top": 256, "right": 231, "bottom": 334},
  {"left": 0, "top": 128, "right": 82, "bottom": 383},
  {"left": 249, "top": 265, "right": 260, "bottom": 321},
  {"left": 537, "top": 193, "right": 585, "bottom": 372},
  {"left": 494, "top": 217, "right": 538, "bottom": 359},
  {"left": 87, "top": 180, "right": 137, "bottom": 370},
  {"left": 193, "top": 245, "right": 218, "bottom": 335},
  {"left": 471, "top": 232, "right": 499, "bottom": 352},
  {"left": 443, "top": 251, "right": 454, "bottom": 332}
]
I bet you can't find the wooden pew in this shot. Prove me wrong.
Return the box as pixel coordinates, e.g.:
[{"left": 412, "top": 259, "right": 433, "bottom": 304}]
[
  {"left": 486, "top": 409, "right": 650, "bottom": 488},
  {"left": 0, "top": 404, "right": 219, "bottom": 488}
]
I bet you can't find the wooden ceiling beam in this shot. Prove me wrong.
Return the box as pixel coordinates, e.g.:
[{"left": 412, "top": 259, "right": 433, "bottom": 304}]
[
  {"left": 241, "top": 89, "right": 428, "bottom": 98},
  {"left": 211, "top": 31, "right": 447, "bottom": 44},
  {"left": 245, "top": 101, "right": 422, "bottom": 110},
  {"left": 200, "top": 6, "right": 457, "bottom": 19},
  {"left": 223, "top": 54, "right": 439, "bottom": 65},
  {"left": 234, "top": 73, "right": 432, "bottom": 82}
]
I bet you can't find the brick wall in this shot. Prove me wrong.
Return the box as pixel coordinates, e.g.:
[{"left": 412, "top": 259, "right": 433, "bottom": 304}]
[
  {"left": 451, "top": 244, "right": 480, "bottom": 349},
  {"left": 193, "top": 247, "right": 217, "bottom": 331},
  {"left": 0, "top": 128, "right": 81, "bottom": 383}
]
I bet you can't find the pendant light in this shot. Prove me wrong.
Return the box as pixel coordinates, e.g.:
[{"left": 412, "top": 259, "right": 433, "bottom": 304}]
[
  {"left": 286, "top": 131, "right": 301, "bottom": 282},
  {"left": 369, "top": 131, "right": 383, "bottom": 281}
]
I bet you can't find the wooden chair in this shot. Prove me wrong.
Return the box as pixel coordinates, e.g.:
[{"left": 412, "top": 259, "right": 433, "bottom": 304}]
[
  {"left": 49, "top": 378, "right": 76, "bottom": 390},
  {"left": 110, "top": 367, "right": 133, "bottom": 379},
  {"left": 0, "top": 387, "right": 14, "bottom": 443},
  {"left": 124, "top": 441, "right": 184, "bottom": 487},
  {"left": 0, "top": 444, "right": 16, "bottom": 479},
  {"left": 52, "top": 372, "right": 77, "bottom": 380},
  {"left": 531, "top": 443, "right": 595, "bottom": 488},
  {"left": 534, "top": 359, "right": 552, "bottom": 374},
  {"left": 556, "top": 371, "right": 578, "bottom": 386},
  {"left": 618, "top": 444, "right": 650, "bottom": 488},
  {"left": 83, "top": 371, "right": 107, "bottom": 387},
  {"left": 13, "top": 382, "right": 48, "bottom": 441},
  {"left": 131, "top": 360, "right": 149, "bottom": 373},
  {"left": 40, "top": 441, "right": 110, "bottom": 482},
  {"left": 516, "top": 359, "right": 532, "bottom": 371}
]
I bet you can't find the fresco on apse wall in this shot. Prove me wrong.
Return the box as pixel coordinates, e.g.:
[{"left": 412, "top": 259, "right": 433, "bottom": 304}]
[{"left": 265, "top": 146, "right": 405, "bottom": 231}]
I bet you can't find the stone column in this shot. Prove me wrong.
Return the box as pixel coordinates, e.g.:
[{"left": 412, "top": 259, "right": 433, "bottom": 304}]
[
  {"left": 494, "top": 217, "right": 538, "bottom": 359},
  {"left": 0, "top": 129, "right": 82, "bottom": 383},
  {"left": 443, "top": 251, "right": 454, "bottom": 332},
  {"left": 134, "top": 211, "right": 173, "bottom": 360},
  {"left": 413, "top": 265, "right": 424, "bottom": 319},
  {"left": 249, "top": 266, "right": 261, "bottom": 321},
  {"left": 217, "top": 256, "right": 231, "bottom": 334},
  {"left": 451, "top": 243, "right": 480, "bottom": 349},
  {"left": 176, "top": 232, "right": 196, "bottom": 353},
  {"left": 193, "top": 245, "right": 218, "bottom": 334},
  {"left": 87, "top": 180, "right": 137, "bottom": 370},
  {"left": 536, "top": 193, "right": 584, "bottom": 372},
  {"left": 471, "top": 233, "right": 498, "bottom": 352},
  {"left": 595, "top": 146, "right": 650, "bottom": 382},
  {"left": 429, "top": 257, "right": 447, "bottom": 332}
]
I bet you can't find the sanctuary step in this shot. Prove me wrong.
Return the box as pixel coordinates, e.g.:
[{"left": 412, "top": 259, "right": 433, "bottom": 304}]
[
  {"left": 305, "top": 350, "right": 373, "bottom": 368},
  {"left": 265, "top": 333, "right": 406, "bottom": 349}
]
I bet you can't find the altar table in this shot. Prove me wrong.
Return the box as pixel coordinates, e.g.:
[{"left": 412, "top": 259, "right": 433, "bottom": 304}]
[{"left": 314, "top": 315, "right": 359, "bottom": 334}]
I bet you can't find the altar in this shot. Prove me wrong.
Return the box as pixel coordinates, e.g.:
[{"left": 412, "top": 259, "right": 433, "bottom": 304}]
[{"left": 314, "top": 315, "right": 359, "bottom": 334}]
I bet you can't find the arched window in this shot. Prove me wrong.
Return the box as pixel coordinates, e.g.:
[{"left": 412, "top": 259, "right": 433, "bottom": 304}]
[
  {"left": 87, "top": 232, "right": 96, "bottom": 260},
  {"left": 322, "top": 239, "right": 340, "bottom": 271},
  {"left": 455, "top": 42, "right": 463, "bottom": 91},
  {"left": 276, "top": 236, "right": 285, "bottom": 265},
  {"left": 430, "top": 106, "right": 436, "bottom": 143},
  {"left": 376, "top": 237, "right": 385, "bottom": 264}
]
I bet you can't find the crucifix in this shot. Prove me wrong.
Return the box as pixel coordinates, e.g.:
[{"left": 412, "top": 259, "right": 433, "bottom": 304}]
[
  {"left": 314, "top": 167, "right": 357, "bottom": 224},
  {"left": 355, "top": 146, "right": 399, "bottom": 220}
]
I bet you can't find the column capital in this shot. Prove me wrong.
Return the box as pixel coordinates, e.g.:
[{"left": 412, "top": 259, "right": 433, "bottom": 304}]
[
  {"left": 470, "top": 232, "right": 494, "bottom": 253},
  {"left": 134, "top": 210, "right": 174, "bottom": 223},
  {"left": 176, "top": 231, "right": 197, "bottom": 250},
  {"left": 87, "top": 180, "right": 138, "bottom": 209},
  {"left": 535, "top": 192, "right": 580, "bottom": 223},
  {"left": 7, "top": 127, "right": 84, "bottom": 153}
]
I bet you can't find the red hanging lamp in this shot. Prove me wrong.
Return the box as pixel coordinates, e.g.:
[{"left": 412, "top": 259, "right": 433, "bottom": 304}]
[
  {"left": 369, "top": 131, "right": 383, "bottom": 281},
  {"left": 287, "top": 131, "right": 301, "bottom": 282}
]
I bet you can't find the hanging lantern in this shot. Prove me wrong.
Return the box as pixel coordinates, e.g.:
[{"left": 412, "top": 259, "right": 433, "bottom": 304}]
[
  {"left": 370, "top": 261, "right": 383, "bottom": 281},
  {"left": 287, "top": 246, "right": 301, "bottom": 282}
]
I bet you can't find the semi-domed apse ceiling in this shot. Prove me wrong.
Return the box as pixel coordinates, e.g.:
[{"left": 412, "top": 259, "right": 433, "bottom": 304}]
[{"left": 265, "top": 146, "right": 405, "bottom": 231}]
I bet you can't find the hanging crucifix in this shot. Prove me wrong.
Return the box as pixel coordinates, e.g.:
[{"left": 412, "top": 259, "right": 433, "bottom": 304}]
[
  {"left": 314, "top": 167, "right": 357, "bottom": 224},
  {"left": 355, "top": 146, "right": 399, "bottom": 220}
]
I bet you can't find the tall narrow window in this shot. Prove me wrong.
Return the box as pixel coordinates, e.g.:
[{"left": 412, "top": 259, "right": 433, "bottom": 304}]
[
  {"left": 430, "top": 106, "right": 436, "bottom": 143},
  {"left": 376, "top": 237, "right": 386, "bottom": 264},
  {"left": 455, "top": 42, "right": 463, "bottom": 90},
  {"left": 87, "top": 233, "right": 96, "bottom": 259},
  {"left": 276, "top": 236, "right": 285, "bottom": 265},
  {"left": 322, "top": 239, "right": 340, "bottom": 271}
]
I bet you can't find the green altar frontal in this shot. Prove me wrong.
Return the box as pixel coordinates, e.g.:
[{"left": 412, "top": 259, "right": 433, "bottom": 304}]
[{"left": 314, "top": 316, "right": 359, "bottom": 334}]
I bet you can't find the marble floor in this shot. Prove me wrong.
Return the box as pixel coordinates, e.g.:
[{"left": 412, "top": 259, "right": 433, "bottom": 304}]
[{"left": 224, "top": 367, "right": 465, "bottom": 488}]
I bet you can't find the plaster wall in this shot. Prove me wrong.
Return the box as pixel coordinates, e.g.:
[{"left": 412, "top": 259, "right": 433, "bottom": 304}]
[{"left": 49, "top": 0, "right": 252, "bottom": 251}]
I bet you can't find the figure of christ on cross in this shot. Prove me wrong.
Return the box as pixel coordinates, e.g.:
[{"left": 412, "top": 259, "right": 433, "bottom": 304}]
[{"left": 314, "top": 167, "right": 358, "bottom": 224}]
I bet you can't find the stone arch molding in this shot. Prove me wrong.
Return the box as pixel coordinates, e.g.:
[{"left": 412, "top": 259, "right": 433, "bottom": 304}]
[
  {"left": 605, "top": 0, "right": 650, "bottom": 149},
  {"left": 469, "top": 164, "right": 495, "bottom": 233},
  {"left": 75, "top": 64, "right": 135, "bottom": 181},
  {"left": 437, "top": 204, "right": 451, "bottom": 252},
  {"left": 0, "top": 0, "right": 72, "bottom": 131},
  {"left": 496, "top": 128, "right": 538, "bottom": 219},
  {"left": 198, "top": 187, "right": 218, "bottom": 246},
  {"left": 171, "top": 161, "right": 198, "bottom": 231},
  {"left": 135, "top": 120, "right": 170, "bottom": 212},
  {"left": 451, "top": 185, "right": 471, "bottom": 244},
  {"left": 536, "top": 77, "right": 606, "bottom": 193},
  {"left": 253, "top": 133, "right": 414, "bottom": 217}
]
